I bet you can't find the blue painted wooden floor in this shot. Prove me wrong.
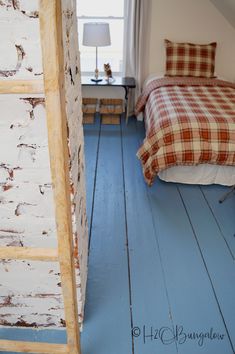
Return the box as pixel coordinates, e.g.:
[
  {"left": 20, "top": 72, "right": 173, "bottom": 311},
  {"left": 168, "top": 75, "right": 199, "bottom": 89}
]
[{"left": 1, "top": 116, "right": 235, "bottom": 354}]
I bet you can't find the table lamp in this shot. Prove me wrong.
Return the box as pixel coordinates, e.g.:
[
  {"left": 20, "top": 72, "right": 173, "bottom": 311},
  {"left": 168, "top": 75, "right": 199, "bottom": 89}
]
[{"left": 83, "top": 22, "right": 111, "bottom": 82}]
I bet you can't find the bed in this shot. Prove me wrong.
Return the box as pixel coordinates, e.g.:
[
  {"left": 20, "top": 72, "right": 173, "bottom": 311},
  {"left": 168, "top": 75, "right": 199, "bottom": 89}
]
[
  {"left": 135, "top": 76, "right": 235, "bottom": 186},
  {"left": 135, "top": 39, "right": 235, "bottom": 186}
]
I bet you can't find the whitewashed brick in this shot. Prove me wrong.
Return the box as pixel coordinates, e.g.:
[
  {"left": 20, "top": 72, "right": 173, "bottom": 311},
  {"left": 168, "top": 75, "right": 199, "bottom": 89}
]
[{"left": 0, "top": 0, "right": 87, "bottom": 328}]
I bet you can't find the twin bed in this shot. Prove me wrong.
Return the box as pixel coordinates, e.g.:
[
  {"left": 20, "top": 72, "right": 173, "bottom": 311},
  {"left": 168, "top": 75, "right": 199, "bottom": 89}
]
[{"left": 136, "top": 40, "right": 235, "bottom": 187}]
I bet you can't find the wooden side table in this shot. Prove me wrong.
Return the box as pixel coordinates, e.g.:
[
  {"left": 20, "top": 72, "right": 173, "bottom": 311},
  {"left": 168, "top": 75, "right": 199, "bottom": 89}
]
[{"left": 81, "top": 76, "right": 136, "bottom": 123}]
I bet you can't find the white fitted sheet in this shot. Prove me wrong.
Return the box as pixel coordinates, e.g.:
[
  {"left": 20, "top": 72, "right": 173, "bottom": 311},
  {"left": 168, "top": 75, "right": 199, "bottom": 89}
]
[{"left": 158, "top": 164, "right": 235, "bottom": 186}]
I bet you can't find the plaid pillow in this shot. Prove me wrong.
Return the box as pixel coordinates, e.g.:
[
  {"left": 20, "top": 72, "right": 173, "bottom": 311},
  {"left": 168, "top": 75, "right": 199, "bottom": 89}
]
[{"left": 165, "top": 39, "right": 217, "bottom": 78}]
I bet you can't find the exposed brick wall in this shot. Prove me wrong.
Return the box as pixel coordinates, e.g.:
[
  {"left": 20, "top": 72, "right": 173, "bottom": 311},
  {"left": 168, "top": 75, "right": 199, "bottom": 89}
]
[{"left": 0, "top": 0, "right": 88, "bottom": 328}]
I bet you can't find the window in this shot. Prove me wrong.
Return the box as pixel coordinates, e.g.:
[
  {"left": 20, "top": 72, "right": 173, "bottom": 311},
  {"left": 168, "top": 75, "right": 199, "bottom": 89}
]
[{"left": 77, "top": 0, "right": 125, "bottom": 76}]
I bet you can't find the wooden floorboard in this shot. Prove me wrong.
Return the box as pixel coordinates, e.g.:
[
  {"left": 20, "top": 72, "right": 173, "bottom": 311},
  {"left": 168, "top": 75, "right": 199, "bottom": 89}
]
[
  {"left": 179, "top": 184, "right": 235, "bottom": 351},
  {"left": 121, "top": 118, "right": 177, "bottom": 354},
  {"left": 83, "top": 115, "right": 100, "bottom": 235},
  {"left": 146, "top": 178, "right": 233, "bottom": 353},
  {"left": 81, "top": 123, "right": 132, "bottom": 354},
  {"left": 0, "top": 329, "right": 66, "bottom": 354},
  {"left": 1, "top": 118, "right": 235, "bottom": 354},
  {"left": 200, "top": 185, "right": 235, "bottom": 260}
]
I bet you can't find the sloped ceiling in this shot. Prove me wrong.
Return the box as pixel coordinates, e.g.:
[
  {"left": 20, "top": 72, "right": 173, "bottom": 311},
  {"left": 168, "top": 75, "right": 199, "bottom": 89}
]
[{"left": 210, "top": 0, "right": 235, "bottom": 29}]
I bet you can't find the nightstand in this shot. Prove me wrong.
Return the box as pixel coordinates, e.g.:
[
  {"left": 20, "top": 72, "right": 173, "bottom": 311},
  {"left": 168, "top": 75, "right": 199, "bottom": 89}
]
[{"left": 81, "top": 76, "right": 136, "bottom": 124}]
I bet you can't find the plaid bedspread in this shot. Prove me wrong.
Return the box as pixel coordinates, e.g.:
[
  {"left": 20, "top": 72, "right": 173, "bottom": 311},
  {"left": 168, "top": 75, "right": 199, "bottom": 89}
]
[{"left": 136, "top": 77, "right": 235, "bottom": 186}]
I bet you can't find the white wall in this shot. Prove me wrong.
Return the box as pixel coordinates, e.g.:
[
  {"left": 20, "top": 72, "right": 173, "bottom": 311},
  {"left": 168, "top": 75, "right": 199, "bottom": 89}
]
[
  {"left": 82, "top": 85, "right": 124, "bottom": 100},
  {"left": 210, "top": 0, "right": 235, "bottom": 29},
  {"left": 82, "top": 0, "right": 235, "bottom": 101},
  {"left": 146, "top": 0, "right": 235, "bottom": 82}
]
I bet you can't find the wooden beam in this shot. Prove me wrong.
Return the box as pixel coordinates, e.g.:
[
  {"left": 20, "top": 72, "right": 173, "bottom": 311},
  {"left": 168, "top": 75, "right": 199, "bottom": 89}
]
[
  {"left": 0, "top": 247, "right": 58, "bottom": 261},
  {"left": 0, "top": 80, "right": 44, "bottom": 94},
  {"left": 39, "top": 1, "right": 81, "bottom": 354},
  {"left": 0, "top": 340, "right": 68, "bottom": 353}
]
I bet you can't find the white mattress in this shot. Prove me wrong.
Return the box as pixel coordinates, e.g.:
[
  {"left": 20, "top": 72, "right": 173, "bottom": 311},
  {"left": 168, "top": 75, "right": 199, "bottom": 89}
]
[{"left": 158, "top": 164, "right": 235, "bottom": 186}]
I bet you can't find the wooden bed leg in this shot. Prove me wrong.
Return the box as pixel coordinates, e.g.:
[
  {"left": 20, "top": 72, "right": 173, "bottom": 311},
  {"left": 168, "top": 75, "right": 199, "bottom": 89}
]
[{"left": 219, "top": 185, "right": 235, "bottom": 203}]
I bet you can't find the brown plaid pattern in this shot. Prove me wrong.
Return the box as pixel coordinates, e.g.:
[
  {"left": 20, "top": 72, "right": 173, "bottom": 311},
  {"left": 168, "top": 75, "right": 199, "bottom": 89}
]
[
  {"left": 136, "top": 77, "right": 235, "bottom": 186},
  {"left": 165, "top": 40, "right": 217, "bottom": 78}
]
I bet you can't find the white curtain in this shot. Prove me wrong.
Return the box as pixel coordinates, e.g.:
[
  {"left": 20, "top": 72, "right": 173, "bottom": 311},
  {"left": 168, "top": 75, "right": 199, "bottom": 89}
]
[{"left": 123, "top": 0, "right": 150, "bottom": 115}]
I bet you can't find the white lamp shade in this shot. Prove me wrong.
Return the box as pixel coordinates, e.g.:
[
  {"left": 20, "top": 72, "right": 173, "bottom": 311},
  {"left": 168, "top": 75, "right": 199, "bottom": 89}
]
[{"left": 83, "top": 22, "right": 111, "bottom": 47}]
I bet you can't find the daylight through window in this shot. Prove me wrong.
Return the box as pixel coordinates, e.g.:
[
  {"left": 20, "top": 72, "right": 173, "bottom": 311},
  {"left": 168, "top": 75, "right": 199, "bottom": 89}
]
[{"left": 77, "top": 0, "right": 125, "bottom": 76}]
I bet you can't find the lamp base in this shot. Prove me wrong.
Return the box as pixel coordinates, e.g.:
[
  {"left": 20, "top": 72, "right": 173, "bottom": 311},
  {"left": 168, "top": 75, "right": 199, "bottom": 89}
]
[{"left": 91, "top": 78, "right": 103, "bottom": 83}]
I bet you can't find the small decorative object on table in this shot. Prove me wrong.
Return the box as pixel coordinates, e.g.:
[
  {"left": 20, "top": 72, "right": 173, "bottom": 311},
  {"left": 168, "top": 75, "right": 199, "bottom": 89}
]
[{"left": 104, "top": 63, "right": 114, "bottom": 83}]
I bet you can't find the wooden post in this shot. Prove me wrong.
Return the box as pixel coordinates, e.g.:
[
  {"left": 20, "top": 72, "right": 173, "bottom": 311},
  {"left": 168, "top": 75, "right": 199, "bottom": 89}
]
[{"left": 39, "top": 1, "right": 81, "bottom": 354}]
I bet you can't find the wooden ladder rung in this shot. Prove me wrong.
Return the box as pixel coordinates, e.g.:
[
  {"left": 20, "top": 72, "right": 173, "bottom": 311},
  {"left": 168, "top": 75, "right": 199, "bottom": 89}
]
[
  {"left": 0, "top": 340, "right": 68, "bottom": 353},
  {"left": 0, "top": 80, "right": 44, "bottom": 94},
  {"left": 0, "top": 247, "right": 58, "bottom": 261}
]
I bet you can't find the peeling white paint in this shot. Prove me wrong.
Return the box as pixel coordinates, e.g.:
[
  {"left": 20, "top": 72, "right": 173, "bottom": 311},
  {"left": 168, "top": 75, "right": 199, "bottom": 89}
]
[
  {"left": 0, "top": 0, "right": 88, "bottom": 329},
  {"left": 62, "top": 0, "right": 88, "bottom": 319}
]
